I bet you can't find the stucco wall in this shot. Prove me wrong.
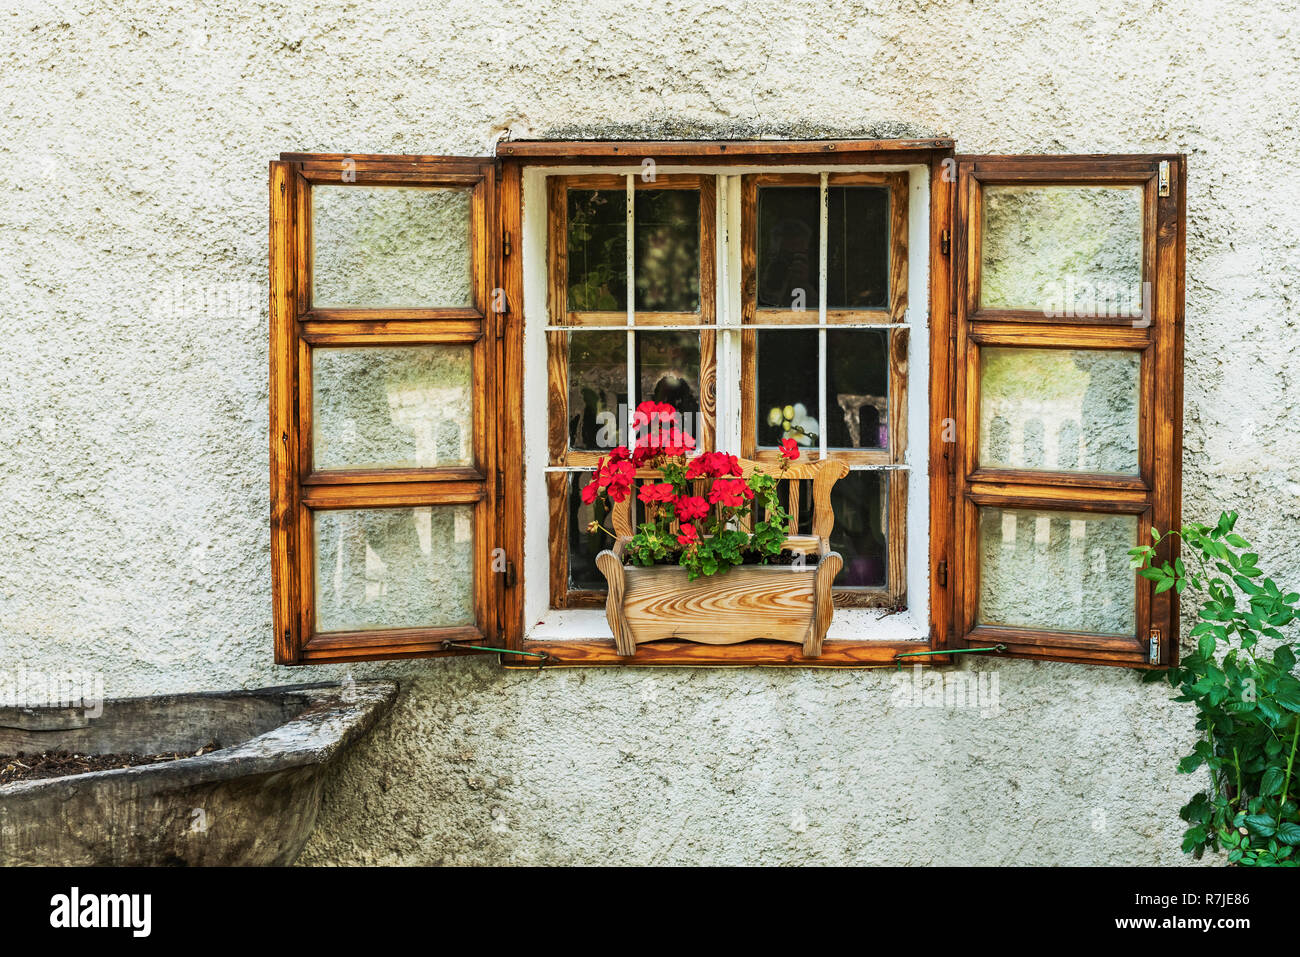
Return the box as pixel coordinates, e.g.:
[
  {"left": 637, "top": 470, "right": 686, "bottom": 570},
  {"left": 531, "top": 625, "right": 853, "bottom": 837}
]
[{"left": 3, "top": 0, "right": 1298, "bottom": 865}]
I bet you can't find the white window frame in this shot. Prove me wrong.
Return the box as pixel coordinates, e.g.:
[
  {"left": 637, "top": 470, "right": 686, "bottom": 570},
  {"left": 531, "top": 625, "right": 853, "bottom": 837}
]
[{"left": 520, "top": 164, "right": 932, "bottom": 643}]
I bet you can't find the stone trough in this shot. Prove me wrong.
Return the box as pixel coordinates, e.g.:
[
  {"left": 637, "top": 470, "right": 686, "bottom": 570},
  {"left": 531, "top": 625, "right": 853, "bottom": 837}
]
[{"left": 0, "top": 681, "right": 398, "bottom": 866}]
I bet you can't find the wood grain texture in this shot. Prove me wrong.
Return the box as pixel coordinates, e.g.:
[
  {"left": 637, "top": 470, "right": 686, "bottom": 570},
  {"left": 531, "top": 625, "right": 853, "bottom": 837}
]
[
  {"left": 618, "top": 561, "right": 818, "bottom": 646},
  {"left": 596, "top": 550, "right": 635, "bottom": 655},
  {"left": 887, "top": 470, "right": 908, "bottom": 606},
  {"left": 498, "top": 160, "right": 527, "bottom": 655},
  {"left": 888, "top": 171, "right": 910, "bottom": 323},
  {"left": 546, "top": 330, "right": 568, "bottom": 465},
  {"left": 496, "top": 139, "right": 954, "bottom": 159},
  {"left": 888, "top": 326, "right": 909, "bottom": 465},
  {"left": 269, "top": 161, "right": 300, "bottom": 664},
  {"left": 807, "top": 550, "right": 842, "bottom": 656},
  {"left": 547, "top": 471, "right": 569, "bottom": 610}
]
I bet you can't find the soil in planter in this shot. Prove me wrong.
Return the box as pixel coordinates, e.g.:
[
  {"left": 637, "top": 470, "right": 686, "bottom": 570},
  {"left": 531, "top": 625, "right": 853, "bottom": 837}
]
[
  {"left": 0, "top": 741, "right": 222, "bottom": 785},
  {"left": 626, "top": 550, "right": 820, "bottom": 569}
]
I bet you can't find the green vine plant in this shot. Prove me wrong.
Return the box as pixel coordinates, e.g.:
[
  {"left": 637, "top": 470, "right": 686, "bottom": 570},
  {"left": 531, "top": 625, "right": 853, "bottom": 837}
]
[{"left": 1130, "top": 511, "right": 1300, "bottom": 866}]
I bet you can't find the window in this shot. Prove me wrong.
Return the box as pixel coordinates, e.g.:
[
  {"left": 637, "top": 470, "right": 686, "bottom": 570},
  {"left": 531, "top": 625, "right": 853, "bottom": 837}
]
[{"left": 270, "top": 141, "right": 1185, "bottom": 669}]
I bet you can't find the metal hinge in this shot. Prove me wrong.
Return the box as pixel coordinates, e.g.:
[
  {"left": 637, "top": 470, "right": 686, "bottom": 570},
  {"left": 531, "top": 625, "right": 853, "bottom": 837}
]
[
  {"left": 1158, "top": 161, "right": 1170, "bottom": 198},
  {"left": 936, "top": 559, "right": 947, "bottom": 587},
  {"left": 940, "top": 228, "right": 950, "bottom": 255},
  {"left": 1149, "top": 628, "right": 1162, "bottom": 665},
  {"left": 495, "top": 468, "right": 504, "bottom": 498},
  {"left": 502, "top": 231, "right": 512, "bottom": 257},
  {"left": 504, "top": 560, "right": 517, "bottom": 588}
]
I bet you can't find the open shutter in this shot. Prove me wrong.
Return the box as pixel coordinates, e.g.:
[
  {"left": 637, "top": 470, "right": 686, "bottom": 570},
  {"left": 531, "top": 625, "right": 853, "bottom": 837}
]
[
  {"left": 270, "top": 153, "right": 505, "bottom": 664},
  {"left": 951, "top": 154, "right": 1185, "bottom": 667}
]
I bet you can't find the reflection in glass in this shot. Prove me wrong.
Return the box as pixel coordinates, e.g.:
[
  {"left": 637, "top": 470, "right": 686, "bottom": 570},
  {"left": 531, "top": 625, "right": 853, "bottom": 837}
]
[
  {"left": 827, "top": 330, "right": 889, "bottom": 449},
  {"left": 832, "top": 471, "right": 888, "bottom": 588},
  {"left": 567, "top": 332, "right": 627, "bottom": 451},
  {"left": 567, "top": 190, "right": 627, "bottom": 311},
  {"left": 980, "top": 347, "right": 1140, "bottom": 474},
  {"left": 827, "top": 186, "right": 889, "bottom": 309},
  {"left": 312, "top": 345, "right": 473, "bottom": 471},
  {"left": 978, "top": 507, "right": 1136, "bottom": 636},
  {"left": 981, "top": 186, "right": 1143, "bottom": 315},
  {"left": 314, "top": 506, "right": 474, "bottom": 632},
  {"left": 311, "top": 186, "right": 473, "bottom": 309},
  {"left": 636, "top": 331, "right": 701, "bottom": 445},
  {"left": 757, "top": 330, "right": 819, "bottom": 449},
  {"left": 757, "top": 187, "right": 819, "bottom": 310},
  {"left": 569, "top": 473, "right": 609, "bottom": 591},
  {"left": 635, "top": 190, "right": 700, "bottom": 312}
]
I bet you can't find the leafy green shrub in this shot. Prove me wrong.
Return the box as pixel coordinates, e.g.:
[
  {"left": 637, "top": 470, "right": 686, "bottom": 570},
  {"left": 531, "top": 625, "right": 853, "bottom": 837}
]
[{"left": 1131, "top": 511, "right": 1300, "bottom": 866}]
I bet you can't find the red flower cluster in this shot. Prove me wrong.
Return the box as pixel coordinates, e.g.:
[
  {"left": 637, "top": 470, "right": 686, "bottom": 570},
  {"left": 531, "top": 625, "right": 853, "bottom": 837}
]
[
  {"left": 631, "top": 401, "right": 696, "bottom": 467},
  {"left": 674, "top": 495, "right": 709, "bottom": 522},
  {"left": 685, "top": 451, "right": 743, "bottom": 480},
  {"left": 637, "top": 482, "right": 676, "bottom": 504},
  {"left": 779, "top": 438, "right": 801, "bottom": 461},
  {"left": 582, "top": 446, "right": 635, "bottom": 505},
  {"left": 707, "top": 478, "right": 755, "bottom": 508},
  {"left": 676, "top": 523, "right": 700, "bottom": 547}
]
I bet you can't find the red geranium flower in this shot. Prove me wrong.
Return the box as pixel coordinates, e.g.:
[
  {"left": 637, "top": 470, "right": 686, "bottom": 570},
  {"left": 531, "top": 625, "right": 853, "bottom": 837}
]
[
  {"left": 676, "top": 523, "right": 699, "bottom": 547},
  {"left": 581, "top": 481, "right": 598, "bottom": 505},
  {"left": 674, "top": 495, "right": 709, "bottom": 522},
  {"left": 637, "top": 482, "right": 676, "bottom": 504},
  {"left": 685, "top": 451, "right": 739, "bottom": 479},
  {"left": 708, "top": 478, "right": 753, "bottom": 509},
  {"left": 779, "top": 438, "right": 800, "bottom": 461}
]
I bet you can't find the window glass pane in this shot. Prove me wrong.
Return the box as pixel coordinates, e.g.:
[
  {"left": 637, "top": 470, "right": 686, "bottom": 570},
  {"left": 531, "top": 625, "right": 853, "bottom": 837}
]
[
  {"left": 979, "top": 347, "right": 1139, "bottom": 474},
  {"left": 827, "top": 186, "right": 889, "bottom": 309},
  {"left": 980, "top": 185, "right": 1143, "bottom": 315},
  {"left": 567, "top": 189, "right": 627, "bottom": 312},
  {"left": 635, "top": 190, "right": 699, "bottom": 312},
  {"left": 636, "top": 330, "right": 701, "bottom": 445},
  {"left": 314, "top": 506, "right": 474, "bottom": 633},
  {"left": 756, "top": 329, "right": 819, "bottom": 449},
  {"left": 568, "top": 331, "right": 627, "bottom": 452},
  {"left": 978, "top": 507, "right": 1136, "bottom": 636},
  {"left": 311, "top": 186, "right": 472, "bottom": 309},
  {"left": 757, "top": 186, "right": 819, "bottom": 310},
  {"left": 568, "top": 473, "right": 609, "bottom": 591},
  {"left": 312, "top": 345, "right": 472, "bottom": 471},
  {"left": 826, "top": 329, "right": 889, "bottom": 450},
  {"left": 830, "top": 470, "right": 888, "bottom": 588}
]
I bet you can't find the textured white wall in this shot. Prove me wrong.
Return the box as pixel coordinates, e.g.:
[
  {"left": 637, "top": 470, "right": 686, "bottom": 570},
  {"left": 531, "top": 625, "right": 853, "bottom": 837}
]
[{"left": 2, "top": 0, "right": 1298, "bottom": 864}]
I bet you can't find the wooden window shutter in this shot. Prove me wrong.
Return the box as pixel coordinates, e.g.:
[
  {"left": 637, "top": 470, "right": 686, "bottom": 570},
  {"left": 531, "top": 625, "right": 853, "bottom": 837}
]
[
  {"left": 950, "top": 154, "right": 1185, "bottom": 667},
  {"left": 269, "top": 153, "right": 512, "bottom": 664}
]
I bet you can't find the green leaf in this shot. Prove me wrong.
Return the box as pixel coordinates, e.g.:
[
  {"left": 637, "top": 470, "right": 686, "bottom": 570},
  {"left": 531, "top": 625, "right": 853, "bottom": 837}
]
[
  {"left": 1277, "top": 822, "right": 1300, "bottom": 846},
  {"left": 1261, "top": 766, "right": 1286, "bottom": 797},
  {"left": 1245, "top": 814, "right": 1277, "bottom": 837}
]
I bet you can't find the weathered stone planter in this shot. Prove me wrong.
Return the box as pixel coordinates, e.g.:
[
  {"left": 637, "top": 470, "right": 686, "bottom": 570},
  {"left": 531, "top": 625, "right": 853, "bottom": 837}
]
[{"left": 0, "top": 681, "right": 397, "bottom": 866}]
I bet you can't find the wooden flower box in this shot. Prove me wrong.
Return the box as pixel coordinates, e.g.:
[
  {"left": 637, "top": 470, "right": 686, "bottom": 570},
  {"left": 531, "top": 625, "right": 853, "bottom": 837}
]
[{"left": 595, "top": 458, "right": 848, "bottom": 658}]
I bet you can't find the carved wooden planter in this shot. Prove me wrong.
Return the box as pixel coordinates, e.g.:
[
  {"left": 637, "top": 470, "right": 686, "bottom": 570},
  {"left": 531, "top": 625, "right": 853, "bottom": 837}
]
[{"left": 596, "top": 535, "right": 843, "bottom": 658}]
